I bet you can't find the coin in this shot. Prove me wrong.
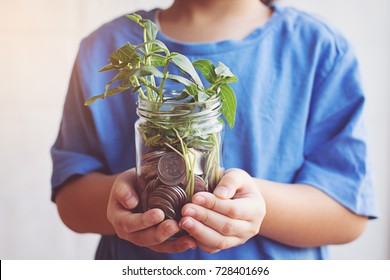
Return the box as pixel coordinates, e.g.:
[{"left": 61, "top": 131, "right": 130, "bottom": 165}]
[
  {"left": 145, "top": 178, "right": 159, "bottom": 192},
  {"left": 141, "top": 163, "right": 156, "bottom": 176},
  {"left": 194, "top": 175, "right": 207, "bottom": 193},
  {"left": 157, "top": 152, "right": 186, "bottom": 186},
  {"left": 142, "top": 150, "right": 165, "bottom": 163},
  {"left": 164, "top": 186, "right": 184, "bottom": 208},
  {"left": 149, "top": 201, "right": 176, "bottom": 220},
  {"left": 174, "top": 186, "right": 188, "bottom": 205},
  {"left": 149, "top": 187, "right": 177, "bottom": 208},
  {"left": 146, "top": 185, "right": 189, "bottom": 221},
  {"left": 144, "top": 169, "right": 158, "bottom": 181},
  {"left": 147, "top": 196, "right": 172, "bottom": 210}
]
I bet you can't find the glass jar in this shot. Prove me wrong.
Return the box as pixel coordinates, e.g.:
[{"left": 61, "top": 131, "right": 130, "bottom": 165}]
[{"left": 135, "top": 93, "right": 224, "bottom": 222}]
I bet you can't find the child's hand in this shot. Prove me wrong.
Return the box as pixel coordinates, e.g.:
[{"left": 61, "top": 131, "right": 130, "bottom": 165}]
[
  {"left": 107, "top": 168, "right": 197, "bottom": 253},
  {"left": 180, "top": 168, "right": 266, "bottom": 254}
]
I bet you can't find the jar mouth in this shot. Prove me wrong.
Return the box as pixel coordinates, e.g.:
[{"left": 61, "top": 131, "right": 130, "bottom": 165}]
[
  {"left": 138, "top": 91, "right": 221, "bottom": 106},
  {"left": 136, "top": 93, "right": 222, "bottom": 122}
]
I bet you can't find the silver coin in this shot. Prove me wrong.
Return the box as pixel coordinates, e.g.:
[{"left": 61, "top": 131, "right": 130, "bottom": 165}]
[{"left": 157, "top": 152, "right": 186, "bottom": 186}]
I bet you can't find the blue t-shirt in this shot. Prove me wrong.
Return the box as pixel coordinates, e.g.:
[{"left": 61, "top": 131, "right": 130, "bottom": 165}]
[{"left": 51, "top": 5, "right": 377, "bottom": 259}]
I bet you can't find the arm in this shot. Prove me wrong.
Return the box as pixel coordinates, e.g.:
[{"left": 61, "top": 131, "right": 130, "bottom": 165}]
[
  {"left": 55, "top": 169, "right": 197, "bottom": 253},
  {"left": 257, "top": 178, "right": 368, "bottom": 247},
  {"left": 55, "top": 172, "right": 117, "bottom": 235},
  {"left": 180, "top": 169, "right": 368, "bottom": 253}
]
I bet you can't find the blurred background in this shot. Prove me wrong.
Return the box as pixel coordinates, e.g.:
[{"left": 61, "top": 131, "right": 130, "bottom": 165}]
[{"left": 0, "top": 0, "right": 389, "bottom": 259}]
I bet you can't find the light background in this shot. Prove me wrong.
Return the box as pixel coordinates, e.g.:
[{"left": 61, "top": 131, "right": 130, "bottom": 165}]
[{"left": 0, "top": 0, "right": 388, "bottom": 259}]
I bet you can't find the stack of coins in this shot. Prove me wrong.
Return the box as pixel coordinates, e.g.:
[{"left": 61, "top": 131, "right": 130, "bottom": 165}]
[
  {"left": 138, "top": 149, "right": 214, "bottom": 221},
  {"left": 138, "top": 150, "right": 164, "bottom": 211},
  {"left": 141, "top": 150, "right": 165, "bottom": 181},
  {"left": 148, "top": 185, "right": 187, "bottom": 220}
]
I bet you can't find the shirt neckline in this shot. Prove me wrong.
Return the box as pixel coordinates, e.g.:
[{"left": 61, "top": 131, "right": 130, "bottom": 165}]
[{"left": 151, "top": 4, "right": 283, "bottom": 55}]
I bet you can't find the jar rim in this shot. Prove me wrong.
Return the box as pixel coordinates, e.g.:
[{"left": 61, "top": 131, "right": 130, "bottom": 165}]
[
  {"left": 137, "top": 93, "right": 221, "bottom": 107},
  {"left": 136, "top": 93, "right": 222, "bottom": 122}
]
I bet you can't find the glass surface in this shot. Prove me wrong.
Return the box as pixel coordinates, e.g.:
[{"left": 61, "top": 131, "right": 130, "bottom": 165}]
[{"left": 135, "top": 95, "right": 224, "bottom": 221}]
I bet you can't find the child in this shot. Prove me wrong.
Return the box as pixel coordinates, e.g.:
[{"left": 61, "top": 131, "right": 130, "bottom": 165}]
[{"left": 52, "top": 0, "right": 377, "bottom": 259}]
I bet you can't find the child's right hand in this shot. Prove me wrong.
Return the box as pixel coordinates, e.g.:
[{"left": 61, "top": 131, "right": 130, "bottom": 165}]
[{"left": 106, "top": 168, "right": 197, "bottom": 253}]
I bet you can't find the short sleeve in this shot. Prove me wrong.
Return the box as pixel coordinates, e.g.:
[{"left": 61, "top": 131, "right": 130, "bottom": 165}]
[
  {"left": 50, "top": 47, "right": 105, "bottom": 201},
  {"left": 294, "top": 46, "right": 377, "bottom": 218}
]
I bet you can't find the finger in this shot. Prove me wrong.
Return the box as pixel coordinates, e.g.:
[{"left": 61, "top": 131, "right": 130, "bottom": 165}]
[
  {"left": 190, "top": 191, "right": 258, "bottom": 220},
  {"left": 149, "top": 235, "right": 197, "bottom": 253},
  {"left": 112, "top": 170, "right": 139, "bottom": 210},
  {"left": 179, "top": 216, "right": 241, "bottom": 251},
  {"left": 195, "top": 240, "right": 222, "bottom": 254},
  {"left": 213, "top": 168, "right": 255, "bottom": 199},
  {"left": 111, "top": 208, "right": 165, "bottom": 235},
  {"left": 182, "top": 202, "right": 253, "bottom": 237},
  {"left": 124, "top": 219, "right": 181, "bottom": 247}
]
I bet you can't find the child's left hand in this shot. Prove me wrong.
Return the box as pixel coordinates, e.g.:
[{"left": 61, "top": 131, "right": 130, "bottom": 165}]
[{"left": 180, "top": 168, "right": 266, "bottom": 254}]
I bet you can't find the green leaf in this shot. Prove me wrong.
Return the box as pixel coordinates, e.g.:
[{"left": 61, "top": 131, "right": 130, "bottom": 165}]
[
  {"left": 110, "top": 67, "right": 133, "bottom": 84},
  {"left": 130, "top": 65, "right": 164, "bottom": 78},
  {"left": 127, "top": 14, "right": 142, "bottom": 24},
  {"left": 108, "top": 57, "right": 125, "bottom": 68},
  {"left": 219, "top": 83, "right": 237, "bottom": 128},
  {"left": 215, "top": 62, "right": 237, "bottom": 81},
  {"left": 169, "top": 53, "right": 204, "bottom": 88},
  {"left": 206, "top": 88, "right": 216, "bottom": 96},
  {"left": 140, "top": 19, "right": 159, "bottom": 41},
  {"left": 99, "top": 63, "right": 119, "bottom": 72},
  {"left": 141, "top": 82, "right": 160, "bottom": 95},
  {"left": 110, "top": 43, "right": 140, "bottom": 65},
  {"left": 193, "top": 59, "right": 216, "bottom": 84},
  {"left": 221, "top": 76, "right": 239, "bottom": 83},
  {"left": 184, "top": 84, "right": 199, "bottom": 99},
  {"left": 84, "top": 85, "right": 133, "bottom": 106},
  {"left": 127, "top": 14, "right": 158, "bottom": 41},
  {"left": 104, "top": 85, "right": 133, "bottom": 97},
  {"left": 135, "top": 40, "right": 170, "bottom": 55},
  {"left": 84, "top": 94, "right": 105, "bottom": 106},
  {"left": 149, "top": 54, "right": 166, "bottom": 66},
  {"left": 104, "top": 66, "right": 149, "bottom": 94},
  {"left": 167, "top": 74, "right": 197, "bottom": 88}
]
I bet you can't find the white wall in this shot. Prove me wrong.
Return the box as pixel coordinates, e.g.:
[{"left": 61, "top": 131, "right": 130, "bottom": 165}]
[{"left": 0, "top": 0, "right": 388, "bottom": 259}]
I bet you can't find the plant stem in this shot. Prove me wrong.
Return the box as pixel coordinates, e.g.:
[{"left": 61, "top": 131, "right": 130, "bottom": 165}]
[
  {"left": 132, "top": 76, "right": 147, "bottom": 99},
  {"left": 212, "top": 132, "right": 221, "bottom": 186},
  {"left": 172, "top": 128, "right": 195, "bottom": 199},
  {"left": 159, "top": 61, "right": 170, "bottom": 102}
]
